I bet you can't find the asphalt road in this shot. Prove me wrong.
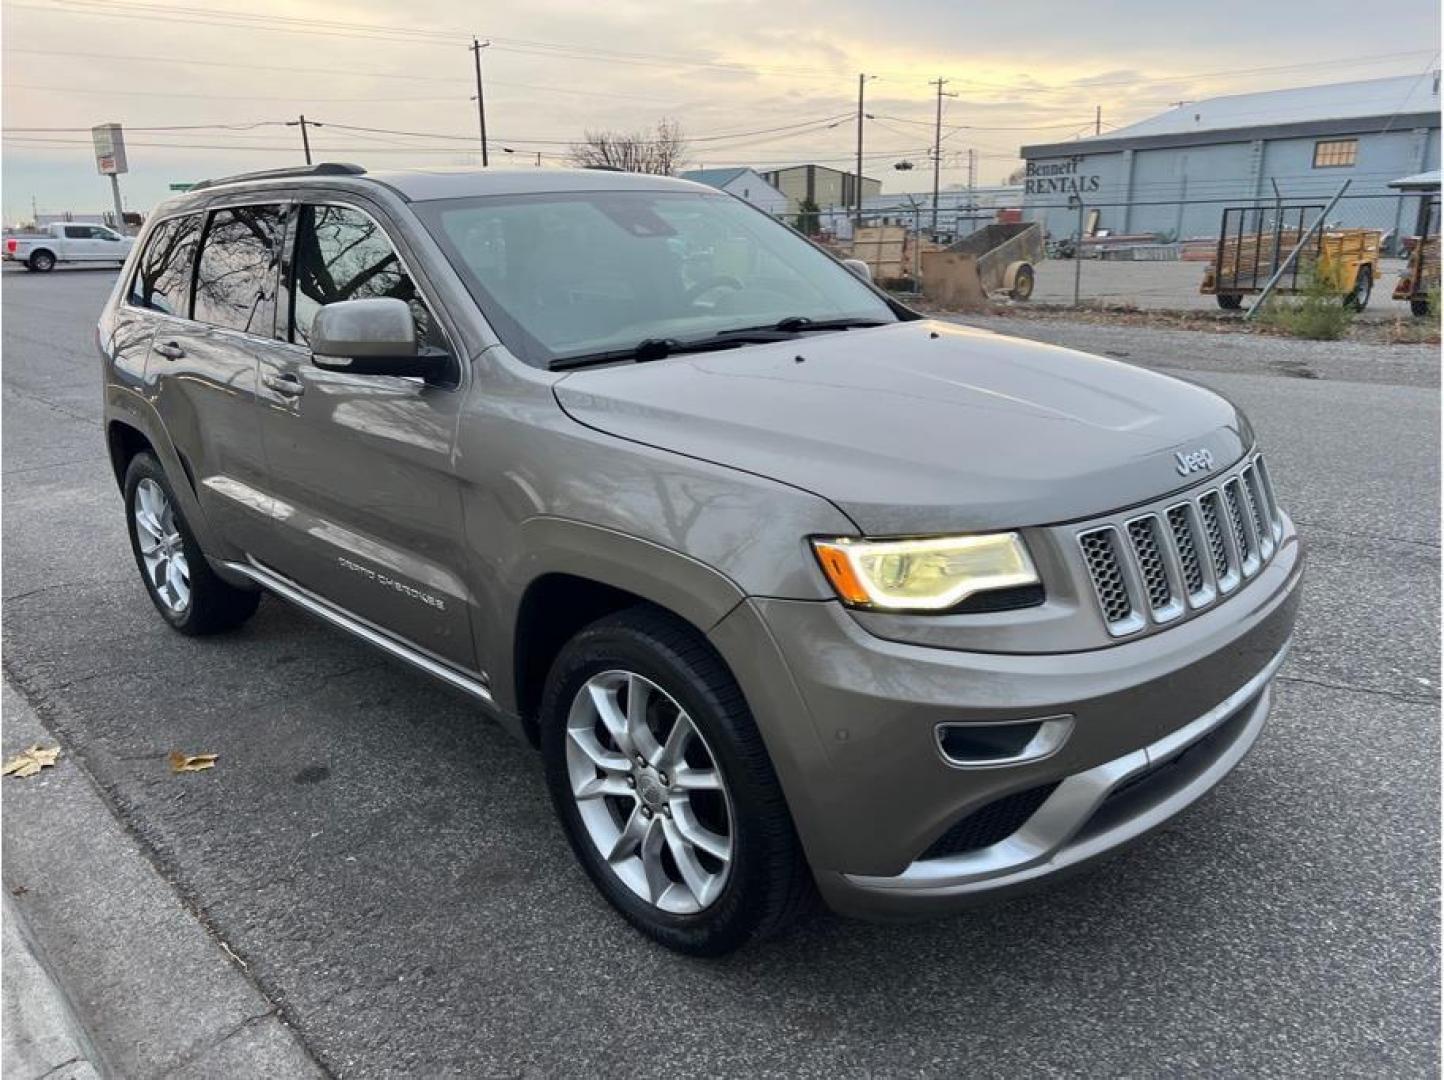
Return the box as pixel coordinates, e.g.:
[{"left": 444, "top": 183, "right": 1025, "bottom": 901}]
[{"left": 3, "top": 268, "right": 1439, "bottom": 1077}]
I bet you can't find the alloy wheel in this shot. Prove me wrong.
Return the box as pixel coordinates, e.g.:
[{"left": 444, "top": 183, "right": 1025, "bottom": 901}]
[
  {"left": 564, "top": 670, "right": 735, "bottom": 914},
  {"left": 132, "top": 478, "right": 190, "bottom": 614}
]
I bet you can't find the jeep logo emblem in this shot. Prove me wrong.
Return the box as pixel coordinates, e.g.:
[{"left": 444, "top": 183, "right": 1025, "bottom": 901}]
[{"left": 1174, "top": 448, "right": 1215, "bottom": 476}]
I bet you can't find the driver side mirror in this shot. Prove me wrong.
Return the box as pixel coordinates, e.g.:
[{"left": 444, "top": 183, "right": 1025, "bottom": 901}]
[
  {"left": 841, "top": 258, "right": 873, "bottom": 283},
  {"left": 311, "top": 298, "right": 453, "bottom": 382}
]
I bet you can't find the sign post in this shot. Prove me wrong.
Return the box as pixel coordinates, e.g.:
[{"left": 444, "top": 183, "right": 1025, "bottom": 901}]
[{"left": 91, "top": 123, "right": 128, "bottom": 230}]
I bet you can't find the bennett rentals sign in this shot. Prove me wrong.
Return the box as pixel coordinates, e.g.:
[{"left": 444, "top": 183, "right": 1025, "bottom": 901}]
[
  {"left": 92, "top": 123, "right": 128, "bottom": 176},
  {"left": 1024, "top": 156, "right": 1099, "bottom": 195}
]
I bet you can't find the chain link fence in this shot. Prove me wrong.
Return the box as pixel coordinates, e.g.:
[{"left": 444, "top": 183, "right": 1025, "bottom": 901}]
[{"left": 778, "top": 189, "right": 1438, "bottom": 318}]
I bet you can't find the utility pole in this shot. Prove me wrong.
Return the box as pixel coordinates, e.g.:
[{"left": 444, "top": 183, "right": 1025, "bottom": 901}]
[
  {"left": 849, "top": 74, "right": 872, "bottom": 231},
  {"left": 928, "top": 77, "right": 957, "bottom": 236},
  {"left": 1095, "top": 105, "right": 1101, "bottom": 135},
  {"left": 470, "top": 37, "right": 490, "bottom": 166},
  {"left": 967, "top": 148, "right": 976, "bottom": 226},
  {"left": 286, "top": 115, "right": 319, "bottom": 164}
]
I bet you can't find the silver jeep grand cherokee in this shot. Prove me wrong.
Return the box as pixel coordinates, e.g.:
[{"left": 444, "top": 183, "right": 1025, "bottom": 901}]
[{"left": 98, "top": 164, "right": 1302, "bottom": 955}]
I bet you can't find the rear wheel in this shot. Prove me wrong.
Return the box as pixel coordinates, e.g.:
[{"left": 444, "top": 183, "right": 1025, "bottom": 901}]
[
  {"left": 1216, "top": 293, "right": 1243, "bottom": 310},
  {"left": 1344, "top": 266, "right": 1372, "bottom": 310},
  {"left": 1411, "top": 298, "right": 1432, "bottom": 318},
  {"left": 123, "top": 453, "right": 259, "bottom": 634},
  {"left": 28, "top": 251, "right": 54, "bottom": 272},
  {"left": 540, "top": 607, "right": 812, "bottom": 955}
]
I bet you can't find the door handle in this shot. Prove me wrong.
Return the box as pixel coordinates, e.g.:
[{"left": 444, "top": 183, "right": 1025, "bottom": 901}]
[
  {"left": 262, "top": 372, "right": 305, "bottom": 397},
  {"left": 154, "top": 340, "right": 185, "bottom": 360}
]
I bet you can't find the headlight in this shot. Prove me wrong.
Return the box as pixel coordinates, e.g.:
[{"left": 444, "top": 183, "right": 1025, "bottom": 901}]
[{"left": 811, "top": 533, "right": 1039, "bottom": 612}]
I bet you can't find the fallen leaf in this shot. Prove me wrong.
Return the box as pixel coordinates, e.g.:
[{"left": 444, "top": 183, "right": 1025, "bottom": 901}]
[
  {"left": 168, "top": 751, "right": 219, "bottom": 773},
  {"left": 2, "top": 745, "right": 60, "bottom": 779}
]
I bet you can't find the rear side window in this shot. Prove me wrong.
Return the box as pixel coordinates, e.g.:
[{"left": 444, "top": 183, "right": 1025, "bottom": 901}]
[
  {"left": 193, "top": 205, "right": 286, "bottom": 335},
  {"left": 129, "top": 214, "right": 205, "bottom": 316},
  {"left": 64, "top": 225, "right": 98, "bottom": 239},
  {"left": 291, "top": 204, "right": 437, "bottom": 348}
]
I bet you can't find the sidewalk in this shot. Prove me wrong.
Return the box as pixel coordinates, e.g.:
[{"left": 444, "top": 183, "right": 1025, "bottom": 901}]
[{"left": 1, "top": 678, "right": 325, "bottom": 1078}]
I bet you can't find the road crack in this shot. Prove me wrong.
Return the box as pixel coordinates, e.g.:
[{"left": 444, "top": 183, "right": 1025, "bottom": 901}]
[{"left": 1277, "top": 673, "right": 1438, "bottom": 707}]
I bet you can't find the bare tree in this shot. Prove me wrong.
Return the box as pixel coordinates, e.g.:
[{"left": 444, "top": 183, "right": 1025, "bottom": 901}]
[{"left": 569, "top": 118, "right": 689, "bottom": 175}]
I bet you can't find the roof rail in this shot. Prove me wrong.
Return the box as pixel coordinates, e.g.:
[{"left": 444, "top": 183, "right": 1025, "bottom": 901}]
[{"left": 188, "top": 162, "right": 366, "bottom": 192}]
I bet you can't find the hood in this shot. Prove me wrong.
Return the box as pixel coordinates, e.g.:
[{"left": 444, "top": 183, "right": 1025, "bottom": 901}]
[{"left": 553, "top": 320, "right": 1250, "bottom": 535}]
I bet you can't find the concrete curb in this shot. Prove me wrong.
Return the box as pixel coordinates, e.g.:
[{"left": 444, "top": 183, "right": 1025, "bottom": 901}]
[{"left": 1, "top": 678, "right": 326, "bottom": 1078}]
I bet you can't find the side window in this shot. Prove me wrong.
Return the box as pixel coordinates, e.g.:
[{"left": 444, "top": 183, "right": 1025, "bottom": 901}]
[
  {"left": 128, "top": 214, "right": 205, "bottom": 317},
  {"left": 291, "top": 204, "right": 437, "bottom": 349},
  {"left": 193, "top": 205, "right": 286, "bottom": 335},
  {"left": 64, "top": 225, "right": 96, "bottom": 239}
]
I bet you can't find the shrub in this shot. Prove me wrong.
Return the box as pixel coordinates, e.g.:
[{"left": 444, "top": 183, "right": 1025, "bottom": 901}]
[{"left": 1257, "top": 273, "right": 1355, "bottom": 340}]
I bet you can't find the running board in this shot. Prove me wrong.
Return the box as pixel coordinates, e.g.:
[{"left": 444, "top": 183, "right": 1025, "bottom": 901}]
[{"left": 222, "top": 560, "right": 494, "bottom": 706}]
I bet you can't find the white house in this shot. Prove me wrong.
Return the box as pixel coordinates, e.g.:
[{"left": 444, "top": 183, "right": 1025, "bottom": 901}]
[{"left": 678, "top": 168, "right": 789, "bottom": 216}]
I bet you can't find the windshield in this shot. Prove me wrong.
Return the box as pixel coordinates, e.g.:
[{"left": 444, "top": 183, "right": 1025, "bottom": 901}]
[{"left": 414, "top": 189, "right": 897, "bottom": 367}]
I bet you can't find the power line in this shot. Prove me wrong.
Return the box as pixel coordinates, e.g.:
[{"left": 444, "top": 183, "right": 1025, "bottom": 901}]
[{"left": 12, "top": 1, "right": 1435, "bottom": 93}]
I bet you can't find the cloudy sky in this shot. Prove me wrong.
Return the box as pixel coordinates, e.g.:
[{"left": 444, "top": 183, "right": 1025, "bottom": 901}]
[{"left": 2, "top": 0, "right": 1439, "bottom": 222}]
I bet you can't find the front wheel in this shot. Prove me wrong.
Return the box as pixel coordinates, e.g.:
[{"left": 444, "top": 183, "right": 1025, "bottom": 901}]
[
  {"left": 123, "top": 453, "right": 260, "bottom": 634},
  {"left": 540, "top": 608, "right": 812, "bottom": 955}
]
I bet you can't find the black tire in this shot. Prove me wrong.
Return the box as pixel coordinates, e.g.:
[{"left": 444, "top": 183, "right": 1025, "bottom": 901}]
[
  {"left": 123, "top": 452, "right": 259, "bottom": 635},
  {"left": 1216, "top": 293, "right": 1243, "bottom": 310},
  {"left": 1344, "top": 266, "right": 1372, "bottom": 311},
  {"left": 1411, "top": 298, "right": 1432, "bottom": 318},
  {"left": 28, "top": 250, "right": 54, "bottom": 272},
  {"left": 540, "top": 607, "right": 813, "bottom": 955},
  {"left": 1009, "top": 263, "right": 1035, "bottom": 301}
]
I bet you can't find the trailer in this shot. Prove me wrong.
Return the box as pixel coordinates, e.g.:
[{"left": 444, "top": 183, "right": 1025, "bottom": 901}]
[
  {"left": 1388, "top": 171, "right": 1440, "bottom": 318},
  {"left": 942, "top": 221, "right": 1043, "bottom": 300},
  {"left": 1200, "top": 204, "right": 1381, "bottom": 310}
]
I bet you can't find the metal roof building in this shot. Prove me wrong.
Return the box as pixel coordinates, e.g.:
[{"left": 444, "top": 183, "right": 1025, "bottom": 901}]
[
  {"left": 676, "top": 167, "right": 788, "bottom": 215},
  {"left": 1019, "top": 72, "right": 1441, "bottom": 246}
]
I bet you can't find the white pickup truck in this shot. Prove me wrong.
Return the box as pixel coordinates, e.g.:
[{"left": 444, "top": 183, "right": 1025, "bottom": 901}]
[{"left": 4, "top": 222, "right": 135, "bottom": 272}]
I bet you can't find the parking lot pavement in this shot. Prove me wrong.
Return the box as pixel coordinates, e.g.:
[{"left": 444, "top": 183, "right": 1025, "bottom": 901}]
[
  {"left": 1028, "top": 256, "right": 1413, "bottom": 315},
  {"left": 3, "top": 270, "right": 1438, "bottom": 1076}
]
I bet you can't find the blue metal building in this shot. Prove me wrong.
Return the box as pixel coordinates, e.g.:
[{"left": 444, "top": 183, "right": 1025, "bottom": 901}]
[{"left": 1020, "top": 73, "right": 1441, "bottom": 244}]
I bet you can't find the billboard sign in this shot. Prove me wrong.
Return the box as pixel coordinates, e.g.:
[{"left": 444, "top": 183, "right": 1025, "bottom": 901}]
[{"left": 92, "top": 123, "right": 128, "bottom": 176}]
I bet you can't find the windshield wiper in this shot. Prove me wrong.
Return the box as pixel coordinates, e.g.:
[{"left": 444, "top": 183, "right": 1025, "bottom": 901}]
[
  {"left": 547, "top": 319, "right": 883, "bottom": 371},
  {"left": 548, "top": 332, "right": 791, "bottom": 371},
  {"left": 733, "top": 315, "right": 889, "bottom": 335}
]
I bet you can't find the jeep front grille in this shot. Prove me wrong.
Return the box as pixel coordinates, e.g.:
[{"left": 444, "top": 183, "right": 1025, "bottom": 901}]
[
  {"left": 1076, "top": 454, "right": 1281, "bottom": 637},
  {"left": 1078, "top": 528, "right": 1139, "bottom": 631}
]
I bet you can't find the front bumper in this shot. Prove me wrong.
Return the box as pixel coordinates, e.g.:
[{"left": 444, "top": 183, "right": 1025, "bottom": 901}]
[
  {"left": 706, "top": 521, "right": 1302, "bottom": 920},
  {"left": 835, "top": 645, "right": 1281, "bottom": 917}
]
